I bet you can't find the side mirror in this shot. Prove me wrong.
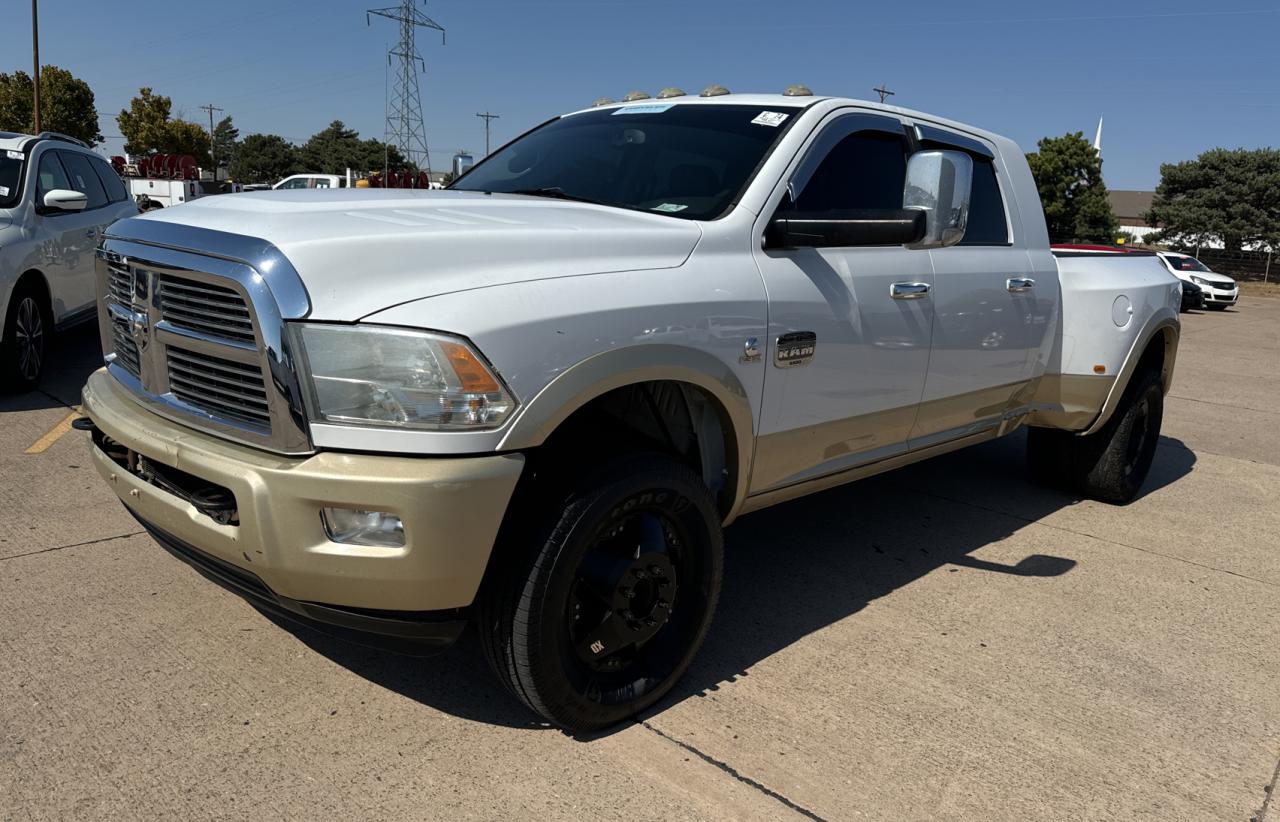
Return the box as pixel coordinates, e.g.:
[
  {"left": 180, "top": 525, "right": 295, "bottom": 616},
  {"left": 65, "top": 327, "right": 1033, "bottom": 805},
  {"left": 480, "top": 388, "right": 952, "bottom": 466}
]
[
  {"left": 39, "top": 189, "right": 89, "bottom": 214},
  {"left": 903, "top": 150, "right": 973, "bottom": 249},
  {"left": 765, "top": 208, "right": 925, "bottom": 249}
]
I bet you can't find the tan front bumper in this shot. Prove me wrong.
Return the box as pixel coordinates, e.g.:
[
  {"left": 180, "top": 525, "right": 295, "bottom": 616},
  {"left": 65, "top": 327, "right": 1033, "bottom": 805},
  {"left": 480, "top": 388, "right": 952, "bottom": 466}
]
[{"left": 82, "top": 368, "right": 524, "bottom": 612}]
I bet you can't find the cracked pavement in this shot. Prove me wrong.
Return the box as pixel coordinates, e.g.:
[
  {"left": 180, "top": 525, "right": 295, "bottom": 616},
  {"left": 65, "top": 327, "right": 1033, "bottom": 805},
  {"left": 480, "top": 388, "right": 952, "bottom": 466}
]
[{"left": 2, "top": 298, "right": 1279, "bottom": 821}]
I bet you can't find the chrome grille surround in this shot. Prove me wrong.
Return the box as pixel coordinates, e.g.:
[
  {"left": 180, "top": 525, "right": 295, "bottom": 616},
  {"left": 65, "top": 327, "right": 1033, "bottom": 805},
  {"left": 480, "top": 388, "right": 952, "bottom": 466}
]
[{"left": 95, "top": 219, "right": 312, "bottom": 454}]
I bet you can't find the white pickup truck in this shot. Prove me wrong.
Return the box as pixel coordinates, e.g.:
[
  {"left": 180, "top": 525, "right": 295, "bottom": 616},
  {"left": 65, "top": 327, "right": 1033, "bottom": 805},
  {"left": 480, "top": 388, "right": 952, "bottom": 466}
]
[{"left": 79, "top": 90, "right": 1180, "bottom": 730}]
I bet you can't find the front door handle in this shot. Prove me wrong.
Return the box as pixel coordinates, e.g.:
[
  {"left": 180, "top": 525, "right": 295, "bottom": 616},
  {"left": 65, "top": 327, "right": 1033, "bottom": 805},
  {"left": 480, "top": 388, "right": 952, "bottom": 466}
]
[
  {"left": 890, "top": 282, "right": 931, "bottom": 300},
  {"left": 1007, "top": 277, "right": 1035, "bottom": 293}
]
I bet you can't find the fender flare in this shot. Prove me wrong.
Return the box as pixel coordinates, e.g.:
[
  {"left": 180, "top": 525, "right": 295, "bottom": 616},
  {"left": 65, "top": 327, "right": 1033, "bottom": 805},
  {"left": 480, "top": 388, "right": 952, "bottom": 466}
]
[
  {"left": 496, "top": 344, "right": 755, "bottom": 522},
  {"left": 1081, "top": 310, "right": 1180, "bottom": 436}
]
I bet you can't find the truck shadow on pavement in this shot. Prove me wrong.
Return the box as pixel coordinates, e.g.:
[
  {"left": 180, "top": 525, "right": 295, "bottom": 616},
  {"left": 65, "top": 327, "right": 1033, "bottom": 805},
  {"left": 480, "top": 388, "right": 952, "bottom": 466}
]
[
  {"left": 275, "top": 430, "right": 1197, "bottom": 732},
  {"left": 0, "top": 323, "right": 102, "bottom": 412}
]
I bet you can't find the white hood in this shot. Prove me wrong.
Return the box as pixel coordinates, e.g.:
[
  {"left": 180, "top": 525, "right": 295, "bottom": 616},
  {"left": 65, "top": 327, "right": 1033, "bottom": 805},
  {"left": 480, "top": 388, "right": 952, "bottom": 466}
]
[{"left": 130, "top": 189, "right": 703, "bottom": 320}]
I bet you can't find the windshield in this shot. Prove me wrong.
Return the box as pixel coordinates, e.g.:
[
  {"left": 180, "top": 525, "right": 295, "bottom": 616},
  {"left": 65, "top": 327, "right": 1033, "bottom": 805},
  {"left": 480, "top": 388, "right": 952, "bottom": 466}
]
[
  {"left": 0, "top": 153, "right": 24, "bottom": 209},
  {"left": 1164, "top": 254, "right": 1212, "bottom": 273},
  {"left": 451, "top": 103, "right": 802, "bottom": 220}
]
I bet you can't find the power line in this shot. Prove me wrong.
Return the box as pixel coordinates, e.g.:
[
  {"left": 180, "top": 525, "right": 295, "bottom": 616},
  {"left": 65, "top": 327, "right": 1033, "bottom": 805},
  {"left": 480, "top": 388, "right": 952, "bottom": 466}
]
[
  {"left": 873, "top": 83, "right": 895, "bottom": 104},
  {"left": 476, "top": 111, "right": 499, "bottom": 156},
  {"left": 199, "top": 103, "right": 223, "bottom": 166},
  {"left": 367, "top": 1, "right": 445, "bottom": 173}
]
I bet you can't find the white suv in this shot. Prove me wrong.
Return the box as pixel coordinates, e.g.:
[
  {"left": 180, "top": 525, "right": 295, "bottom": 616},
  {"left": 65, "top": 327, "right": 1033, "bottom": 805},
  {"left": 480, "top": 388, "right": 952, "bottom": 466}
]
[
  {"left": 0, "top": 132, "right": 137, "bottom": 390},
  {"left": 1158, "top": 252, "right": 1239, "bottom": 310}
]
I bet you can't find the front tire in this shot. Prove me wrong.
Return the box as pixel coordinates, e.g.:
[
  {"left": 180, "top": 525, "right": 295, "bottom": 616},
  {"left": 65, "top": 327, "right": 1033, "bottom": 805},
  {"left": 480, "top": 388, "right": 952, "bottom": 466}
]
[
  {"left": 1027, "top": 369, "right": 1164, "bottom": 504},
  {"left": 1, "top": 283, "right": 51, "bottom": 393},
  {"left": 478, "top": 455, "right": 723, "bottom": 731}
]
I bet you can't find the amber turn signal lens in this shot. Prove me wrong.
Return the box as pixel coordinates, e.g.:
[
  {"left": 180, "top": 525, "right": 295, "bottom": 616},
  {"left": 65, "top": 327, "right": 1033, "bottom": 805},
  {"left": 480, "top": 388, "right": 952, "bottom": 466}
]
[
  {"left": 1093, "top": 364, "right": 1107, "bottom": 374},
  {"left": 440, "top": 341, "right": 502, "bottom": 393}
]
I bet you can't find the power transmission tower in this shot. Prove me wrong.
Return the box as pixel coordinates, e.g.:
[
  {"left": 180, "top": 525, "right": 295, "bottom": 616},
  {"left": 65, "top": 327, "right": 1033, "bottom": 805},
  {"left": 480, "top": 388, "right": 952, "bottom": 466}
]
[
  {"left": 476, "top": 111, "right": 499, "bottom": 155},
  {"left": 199, "top": 103, "right": 223, "bottom": 170},
  {"left": 873, "top": 83, "right": 895, "bottom": 104},
  {"left": 367, "top": 1, "right": 445, "bottom": 174}
]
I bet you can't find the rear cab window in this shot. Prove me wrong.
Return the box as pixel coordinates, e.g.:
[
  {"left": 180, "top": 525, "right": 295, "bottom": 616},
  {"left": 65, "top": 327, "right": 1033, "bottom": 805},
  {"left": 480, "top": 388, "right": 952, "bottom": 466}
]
[{"left": 915, "top": 125, "right": 1010, "bottom": 245}]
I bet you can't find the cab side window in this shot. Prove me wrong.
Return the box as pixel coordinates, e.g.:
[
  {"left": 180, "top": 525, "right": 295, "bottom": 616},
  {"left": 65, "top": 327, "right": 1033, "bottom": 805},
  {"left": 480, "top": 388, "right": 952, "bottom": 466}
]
[
  {"left": 35, "top": 152, "right": 71, "bottom": 201},
  {"left": 58, "top": 151, "right": 109, "bottom": 210},
  {"left": 792, "top": 131, "right": 908, "bottom": 213},
  {"left": 958, "top": 159, "right": 1008, "bottom": 245}
]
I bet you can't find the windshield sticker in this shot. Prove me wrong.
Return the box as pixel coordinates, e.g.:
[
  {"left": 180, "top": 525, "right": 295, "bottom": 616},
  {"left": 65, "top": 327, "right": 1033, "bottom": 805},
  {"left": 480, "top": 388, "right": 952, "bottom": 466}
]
[
  {"left": 5, "top": 150, "right": 22, "bottom": 160},
  {"left": 652, "top": 203, "right": 688, "bottom": 213},
  {"left": 751, "top": 111, "right": 790, "bottom": 127},
  {"left": 613, "top": 103, "right": 675, "bottom": 115},
  {"left": 0, "top": 186, "right": 8, "bottom": 196}
]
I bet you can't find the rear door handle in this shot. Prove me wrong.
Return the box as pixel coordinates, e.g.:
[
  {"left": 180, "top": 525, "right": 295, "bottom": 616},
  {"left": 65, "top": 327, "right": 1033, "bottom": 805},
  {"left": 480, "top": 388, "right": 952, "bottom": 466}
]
[
  {"left": 1007, "top": 277, "right": 1035, "bottom": 292},
  {"left": 890, "top": 282, "right": 931, "bottom": 300}
]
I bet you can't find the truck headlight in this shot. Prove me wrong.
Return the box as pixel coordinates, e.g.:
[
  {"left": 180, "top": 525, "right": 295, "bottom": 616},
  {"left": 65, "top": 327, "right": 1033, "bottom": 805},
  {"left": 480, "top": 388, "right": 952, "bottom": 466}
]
[{"left": 293, "top": 323, "right": 516, "bottom": 430}]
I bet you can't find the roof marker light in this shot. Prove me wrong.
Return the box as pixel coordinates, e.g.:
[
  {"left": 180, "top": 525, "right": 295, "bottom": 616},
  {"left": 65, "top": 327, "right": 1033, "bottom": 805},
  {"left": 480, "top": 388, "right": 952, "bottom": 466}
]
[
  {"left": 621, "top": 90, "right": 652, "bottom": 102},
  {"left": 656, "top": 87, "right": 686, "bottom": 99},
  {"left": 699, "top": 84, "right": 730, "bottom": 97},
  {"left": 592, "top": 97, "right": 616, "bottom": 107},
  {"left": 783, "top": 84, "right": 814, "bottom": 97}
]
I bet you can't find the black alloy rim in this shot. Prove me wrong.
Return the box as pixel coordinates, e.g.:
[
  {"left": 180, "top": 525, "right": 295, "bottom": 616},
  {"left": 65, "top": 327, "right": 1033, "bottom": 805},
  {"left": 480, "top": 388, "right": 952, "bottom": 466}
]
[
  {"left": 15, "top": 297, "right": 44, "bottom": 380},
  {"left": 564, "top": 505, "right": 697, "bottom": 705}
]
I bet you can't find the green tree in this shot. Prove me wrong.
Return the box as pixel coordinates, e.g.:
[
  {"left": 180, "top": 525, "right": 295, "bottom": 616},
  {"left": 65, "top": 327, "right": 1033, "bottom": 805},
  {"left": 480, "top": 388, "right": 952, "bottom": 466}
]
[
  {"left": 228, "top": 133, "right": 300, "bottom": 183},
  {"left": 117, "top": 88, "right": 174, "bottom": 156},
  {"left": 1145, "top": 148, "right": 1280, "bottom": 252},
  {"left": 211, "top": 116, "right": 239, "bottom": 170},
  {"left": 299, "top": 120, "right": 408, "bottom": 173},
  {"left": 0, "top": 66, "right": 103, "bottom": 145},
  {"left": 116, "top": 88, "right": 211, "bottom": 164},
  {"left": 1025, "top": 132, "right": 1119, "bottom": 243}
]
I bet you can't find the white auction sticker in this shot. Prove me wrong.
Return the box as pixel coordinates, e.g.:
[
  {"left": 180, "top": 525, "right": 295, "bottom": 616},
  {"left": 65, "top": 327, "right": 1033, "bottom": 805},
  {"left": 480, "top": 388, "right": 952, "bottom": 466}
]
[
  {"left": 5, "top": 150, "right": 23, "bottom": 160},
  {"left": 751, "top": 111, "right": 789, "bottom": 127},
  {"left": 0, "top": 186, "right": 8, "bottom": 196},
  {"left": 652, "top": 202, "right": 688, "bottom": 213}
]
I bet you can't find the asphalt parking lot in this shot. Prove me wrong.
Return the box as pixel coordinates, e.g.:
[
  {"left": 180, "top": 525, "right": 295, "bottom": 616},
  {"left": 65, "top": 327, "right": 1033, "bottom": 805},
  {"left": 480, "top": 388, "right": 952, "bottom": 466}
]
[{"left": 2, "top": 297, "right": 1278, "bottom": 821}]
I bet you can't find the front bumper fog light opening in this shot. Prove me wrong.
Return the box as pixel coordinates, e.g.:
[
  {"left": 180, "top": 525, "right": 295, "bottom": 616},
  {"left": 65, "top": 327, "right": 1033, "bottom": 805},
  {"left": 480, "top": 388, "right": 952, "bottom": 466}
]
[{"left": 321, "top": 507, "right": 405, "bottom": 548}]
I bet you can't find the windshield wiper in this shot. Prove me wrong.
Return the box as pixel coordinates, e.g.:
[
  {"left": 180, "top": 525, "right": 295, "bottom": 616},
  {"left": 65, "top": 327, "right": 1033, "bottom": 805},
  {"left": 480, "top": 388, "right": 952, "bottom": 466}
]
[{"left": 506, "top": 187, "right": 606, "bottom": 206}]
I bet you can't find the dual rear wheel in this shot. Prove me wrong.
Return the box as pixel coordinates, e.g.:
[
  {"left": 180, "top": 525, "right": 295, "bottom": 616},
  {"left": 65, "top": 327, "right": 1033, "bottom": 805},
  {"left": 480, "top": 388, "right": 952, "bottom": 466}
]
[{"left": 1027, "top": 368, "right": 1164, "bottom": 504}]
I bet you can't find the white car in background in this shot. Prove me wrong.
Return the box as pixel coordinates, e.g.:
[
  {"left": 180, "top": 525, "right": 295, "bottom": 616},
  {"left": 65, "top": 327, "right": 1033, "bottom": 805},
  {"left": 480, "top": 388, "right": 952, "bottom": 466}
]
[
  {"left": 0, "top": 131, "right": 138, "bottom": 390},
  {"left": 1158, "top": 252, "right": 1238, "bottom": 310}
]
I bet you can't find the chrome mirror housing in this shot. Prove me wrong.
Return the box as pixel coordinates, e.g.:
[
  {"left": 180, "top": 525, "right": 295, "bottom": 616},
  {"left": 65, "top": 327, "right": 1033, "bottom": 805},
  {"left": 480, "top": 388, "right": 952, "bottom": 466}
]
[{"left": 903, "top": 150, "right": 973, "bottom": 249}]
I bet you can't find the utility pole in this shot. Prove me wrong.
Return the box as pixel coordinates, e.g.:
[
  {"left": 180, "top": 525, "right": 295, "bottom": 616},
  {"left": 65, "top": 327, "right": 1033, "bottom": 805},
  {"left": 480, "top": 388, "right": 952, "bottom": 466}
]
[
  {"left": 31, "top": 0, "right": 41, "bottom": 133},
  {"left": 199, "top": 103, "right": 223, "bottom": 172},
  {"left": 476, "top": 111, "right": 499, "bottom": 155},
  {"left": 367, "top": 1, "right": 445, "bottom": 174},
  {"left": 873, "top": 83, "right": 895, "bottom": 105}
]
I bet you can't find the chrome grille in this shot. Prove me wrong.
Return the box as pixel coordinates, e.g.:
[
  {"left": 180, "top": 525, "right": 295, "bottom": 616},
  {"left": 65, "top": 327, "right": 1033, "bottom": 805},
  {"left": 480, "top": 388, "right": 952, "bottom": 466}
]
[
  {"left": 106, "top": 265, "right": 132, "bottom": 303},
  {"left": 109, "top": 319, "right": 141, "bottom": 377},
  {"left": 96, "top": 228, "right": 312, "bottom": 454},
  {"left": 158, "top": 276, "right": 256, "bottom": 344},
  {"left": 167, "top": 348, "right": 271, "bottom": 429}
]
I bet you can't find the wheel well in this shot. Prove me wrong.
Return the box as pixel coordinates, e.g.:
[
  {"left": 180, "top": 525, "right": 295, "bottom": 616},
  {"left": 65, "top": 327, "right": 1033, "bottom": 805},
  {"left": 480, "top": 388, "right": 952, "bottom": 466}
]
[
  {"left": 531, "top": 381, "right": 736, "bottom": 518},
  {"left": 1136, "top": 326, "right": 1175, "bottom": 393},
  {"left": 10, "top": 270, "right": 51, "bottom": 316}
]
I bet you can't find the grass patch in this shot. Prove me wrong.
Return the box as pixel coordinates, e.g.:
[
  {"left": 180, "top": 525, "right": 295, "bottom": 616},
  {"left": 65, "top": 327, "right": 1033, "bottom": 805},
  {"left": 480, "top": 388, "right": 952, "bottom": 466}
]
[{"left": 1238, "top": 281, "right": 1280, "bottom": 298}]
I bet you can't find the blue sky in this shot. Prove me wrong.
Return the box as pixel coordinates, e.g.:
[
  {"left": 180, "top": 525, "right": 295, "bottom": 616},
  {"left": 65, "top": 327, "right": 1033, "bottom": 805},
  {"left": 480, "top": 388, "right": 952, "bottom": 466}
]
[{"left": 3, "top": 0, "right": 1276, "bottom": 189}]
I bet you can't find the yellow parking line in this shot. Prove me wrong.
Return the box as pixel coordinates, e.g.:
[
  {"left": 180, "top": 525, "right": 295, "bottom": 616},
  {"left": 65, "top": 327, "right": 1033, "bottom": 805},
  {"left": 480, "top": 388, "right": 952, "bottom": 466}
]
[{"left": 25, "top": 409, "right": 82, "bottom": 455}]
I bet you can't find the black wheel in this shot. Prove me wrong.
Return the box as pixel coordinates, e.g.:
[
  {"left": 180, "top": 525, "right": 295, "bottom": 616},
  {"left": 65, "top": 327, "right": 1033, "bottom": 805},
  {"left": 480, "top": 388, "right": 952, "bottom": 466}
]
[
  {"left": 1027, "top": 369, "right": 1163, "bottom": 504},
  {"left": 1074, "top": 369, "right": 1163, "bottom": 503},
  {"left": 1, "top": 283, "right": 51, "bottom": 392},
  {"left": 478, "top": 454, "right": 723, "bottom": 731}
]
